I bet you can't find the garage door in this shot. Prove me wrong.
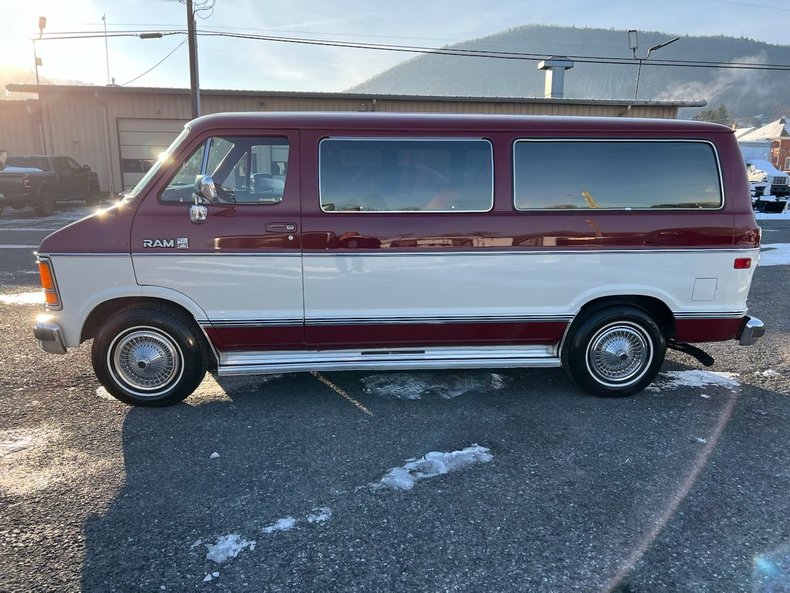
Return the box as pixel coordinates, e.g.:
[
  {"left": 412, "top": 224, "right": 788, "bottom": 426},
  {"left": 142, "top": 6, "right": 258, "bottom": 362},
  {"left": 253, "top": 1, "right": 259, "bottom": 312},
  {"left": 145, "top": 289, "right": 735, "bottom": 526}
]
[{"left": 118, "top": 118, "right": 187, "bottom": 190}]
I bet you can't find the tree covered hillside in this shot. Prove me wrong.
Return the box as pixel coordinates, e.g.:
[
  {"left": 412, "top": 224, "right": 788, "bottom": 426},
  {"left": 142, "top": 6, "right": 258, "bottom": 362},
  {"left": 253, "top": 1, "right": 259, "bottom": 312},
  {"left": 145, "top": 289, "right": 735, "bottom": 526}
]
[{"left": 348, "top": 25, "right": 790, "bottom": 119}]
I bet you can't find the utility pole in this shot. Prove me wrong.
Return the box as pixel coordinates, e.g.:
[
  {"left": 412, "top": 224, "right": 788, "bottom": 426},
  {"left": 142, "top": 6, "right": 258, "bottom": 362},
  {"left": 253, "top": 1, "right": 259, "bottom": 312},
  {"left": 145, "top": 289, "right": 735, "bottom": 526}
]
[
  {"left": 102, "top": 13, "right": 110, "bottom": 85},
  {"left": 186, "top": 0, "right": 201, "bottom": 118}
]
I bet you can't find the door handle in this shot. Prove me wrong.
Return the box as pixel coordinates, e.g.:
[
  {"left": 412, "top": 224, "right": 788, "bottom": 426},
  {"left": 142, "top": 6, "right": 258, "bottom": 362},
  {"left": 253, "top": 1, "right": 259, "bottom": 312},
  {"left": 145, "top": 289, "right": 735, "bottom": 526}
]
[{"left": 265, "top": 222, "right": 297, "bottom": 233}]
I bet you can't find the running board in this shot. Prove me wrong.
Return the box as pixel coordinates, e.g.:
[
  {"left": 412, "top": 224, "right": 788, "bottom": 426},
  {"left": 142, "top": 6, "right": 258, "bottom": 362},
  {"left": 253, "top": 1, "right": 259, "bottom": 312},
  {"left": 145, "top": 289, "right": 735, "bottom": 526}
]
[{"left": 217, "top": 345, "right": 560, "bottom": 377}]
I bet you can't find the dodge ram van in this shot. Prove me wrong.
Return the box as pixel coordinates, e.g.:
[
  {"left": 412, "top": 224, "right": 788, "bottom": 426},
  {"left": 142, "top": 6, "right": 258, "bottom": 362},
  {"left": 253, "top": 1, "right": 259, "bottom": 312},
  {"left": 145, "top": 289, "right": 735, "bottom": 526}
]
[{"left": 33, "top": 113, "right": 764, "bottom": 406}]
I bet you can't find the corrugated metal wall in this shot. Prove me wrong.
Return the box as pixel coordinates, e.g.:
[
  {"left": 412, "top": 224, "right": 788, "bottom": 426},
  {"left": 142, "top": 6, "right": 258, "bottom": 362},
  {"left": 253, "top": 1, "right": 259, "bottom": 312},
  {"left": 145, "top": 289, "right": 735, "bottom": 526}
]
[
  {"left": 0, "top": 100, "right": 44, "bottom": 154},
  {"left": 17, "top": 88, "right": 678, "bottom": 193}
]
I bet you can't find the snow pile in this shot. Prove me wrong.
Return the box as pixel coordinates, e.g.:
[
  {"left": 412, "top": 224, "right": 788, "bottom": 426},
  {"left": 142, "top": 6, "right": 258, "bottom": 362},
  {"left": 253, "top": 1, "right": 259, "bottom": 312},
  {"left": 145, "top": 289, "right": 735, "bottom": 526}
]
[
  {"left": 361, "top": 372, "right": 508, "bottom": 400},
  {"left": 306, "top": 507, "right": 332, "bottom": 524},
  {"left": 759, "top": 243, "right": 790, "bottom": 267},
  {"left": 756, "top": 210, "right": 790, "bottom": 220},
  {"left": 375, "top": 445, "right": 493, "bottom": 491},
  {"left": 203, "top": 572, "right": 220, "bottom": 582},
  {"left": 205, "top": 534, "right": 255, "bottom": 563},
  {"left": 262, "top": 517, "right": 297, "bottom": 533},
  {"left": 209, "top": 452, "right": 220, "bottom": 459},
  {"left": 757, "top": 369, "right": 781, "bottom": 378},
  {"left": 0, "top": 292, "right": 44, "bottom": 305},
  {"left": 649, "top": 370, "right": 740, "bottom": 392}
]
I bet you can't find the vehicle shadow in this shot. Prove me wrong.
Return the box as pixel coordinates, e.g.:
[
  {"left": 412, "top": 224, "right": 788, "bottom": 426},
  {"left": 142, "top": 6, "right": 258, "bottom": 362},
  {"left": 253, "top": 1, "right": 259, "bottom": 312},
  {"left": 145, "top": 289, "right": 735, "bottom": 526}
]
[{"left": 80, "top": 366, "right": 790, "bottom": 592}]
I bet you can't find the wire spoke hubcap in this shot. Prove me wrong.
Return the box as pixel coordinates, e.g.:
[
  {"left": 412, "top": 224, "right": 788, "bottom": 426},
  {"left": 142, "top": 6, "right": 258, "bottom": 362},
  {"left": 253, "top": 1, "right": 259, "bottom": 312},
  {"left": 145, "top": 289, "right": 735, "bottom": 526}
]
[
  {"left": 587, "top": 323, "right": 651, "bottom": 386},
  {"left": 111, "top": 329, "right": 182, "bottom": 394}
]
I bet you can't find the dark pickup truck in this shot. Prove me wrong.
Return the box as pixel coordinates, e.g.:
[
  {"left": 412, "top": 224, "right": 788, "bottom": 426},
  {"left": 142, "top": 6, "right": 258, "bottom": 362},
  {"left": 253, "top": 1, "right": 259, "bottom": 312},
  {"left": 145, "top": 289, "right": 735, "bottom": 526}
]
[{"left": 0, "top": 153, "right": 100, "bottom": 216}]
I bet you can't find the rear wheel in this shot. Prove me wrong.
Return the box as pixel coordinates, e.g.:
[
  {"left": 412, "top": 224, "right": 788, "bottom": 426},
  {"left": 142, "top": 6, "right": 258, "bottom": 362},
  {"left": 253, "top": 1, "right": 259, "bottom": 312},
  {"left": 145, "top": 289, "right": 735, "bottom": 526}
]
[
  {"left": 91, "top": 306, "right": 209, "bottom": 406},
  {"left": 34, "top": 186, "right": 55, "bottom": 216},
  {"left": 562, "top": 306, "right": 666, "bottom": 397}
]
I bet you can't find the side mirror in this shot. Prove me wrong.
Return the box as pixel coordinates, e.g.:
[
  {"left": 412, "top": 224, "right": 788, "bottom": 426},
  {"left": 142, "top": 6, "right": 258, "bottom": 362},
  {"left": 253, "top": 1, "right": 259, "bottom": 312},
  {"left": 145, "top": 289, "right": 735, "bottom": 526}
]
[
  {"left": 194, "top": 174, "right": 217, "bottom": 203},
  {"left": 82, "top": 164, "right": 91, "bottom": 170}
]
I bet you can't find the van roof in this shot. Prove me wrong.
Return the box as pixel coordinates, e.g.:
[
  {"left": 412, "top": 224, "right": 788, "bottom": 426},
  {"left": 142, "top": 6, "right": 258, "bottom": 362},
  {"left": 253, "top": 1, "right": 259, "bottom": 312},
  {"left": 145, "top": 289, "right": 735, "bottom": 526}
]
[{"left": 188, "top": 111, "right": 733, "bottom": 135}]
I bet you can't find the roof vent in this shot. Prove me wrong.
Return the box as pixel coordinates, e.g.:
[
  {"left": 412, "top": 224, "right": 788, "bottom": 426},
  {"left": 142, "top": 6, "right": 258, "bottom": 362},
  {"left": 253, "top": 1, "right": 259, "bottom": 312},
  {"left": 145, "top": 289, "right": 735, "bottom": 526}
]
[{"left": 537, "top": 57, "right": 574, "bottom": 99}]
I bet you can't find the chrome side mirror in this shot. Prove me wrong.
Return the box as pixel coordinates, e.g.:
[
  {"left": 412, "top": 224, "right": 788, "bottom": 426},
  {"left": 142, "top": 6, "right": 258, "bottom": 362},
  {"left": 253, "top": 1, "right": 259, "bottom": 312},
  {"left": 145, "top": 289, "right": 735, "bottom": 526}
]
[
  {"left": 190, "top": 203, "right": 208, "bottom": 224},
  {"left": 195, "top": 174, "right": 217, "bottom": 203}
]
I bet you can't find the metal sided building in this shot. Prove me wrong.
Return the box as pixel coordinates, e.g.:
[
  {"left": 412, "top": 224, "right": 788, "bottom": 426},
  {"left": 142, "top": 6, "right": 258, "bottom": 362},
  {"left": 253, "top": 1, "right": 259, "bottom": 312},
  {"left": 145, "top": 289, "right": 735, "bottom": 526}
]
[{"left": 2, "top": 83, "right": 704, "bottom": 195}]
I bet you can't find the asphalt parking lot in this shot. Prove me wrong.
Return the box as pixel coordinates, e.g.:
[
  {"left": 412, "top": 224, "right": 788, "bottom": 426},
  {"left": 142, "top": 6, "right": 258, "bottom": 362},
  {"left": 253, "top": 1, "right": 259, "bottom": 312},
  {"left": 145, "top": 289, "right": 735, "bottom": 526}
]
[{"left": 1, "top": 204, "right": 789, "bottom": 593}]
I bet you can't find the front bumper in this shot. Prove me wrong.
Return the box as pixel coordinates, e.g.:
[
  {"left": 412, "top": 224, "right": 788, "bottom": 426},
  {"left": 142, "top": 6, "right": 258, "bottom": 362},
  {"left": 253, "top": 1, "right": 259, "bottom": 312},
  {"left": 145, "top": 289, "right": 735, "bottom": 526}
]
[
  {"left": 33, "top": 319, "right": 67, "bottom": 354},
  {"left": 738, "top": 316, "right": 765, "bottom": 346}
]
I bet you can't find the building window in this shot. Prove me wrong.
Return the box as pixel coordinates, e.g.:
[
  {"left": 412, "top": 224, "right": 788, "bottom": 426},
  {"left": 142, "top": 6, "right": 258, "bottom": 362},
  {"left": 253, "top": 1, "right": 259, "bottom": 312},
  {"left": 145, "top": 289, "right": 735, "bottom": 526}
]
[{"left": 513, "top": 140, "right": 722, "bottom": 210}]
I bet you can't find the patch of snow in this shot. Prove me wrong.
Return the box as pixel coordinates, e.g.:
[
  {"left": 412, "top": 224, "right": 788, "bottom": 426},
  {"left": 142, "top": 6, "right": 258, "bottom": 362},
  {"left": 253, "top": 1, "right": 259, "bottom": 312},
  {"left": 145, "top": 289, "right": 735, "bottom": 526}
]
[
  {"left": 700, "top": 393, "right": 711, "bottom": 399},
  {"left": 648, "top": 370, "right": 740, "bottom": 392},
  {"left": 203, "top": 574, "right": 213, "bottom": 582},
  {"left": 695, "top": 437, "right": 708, "bottom": 444},
  {"left": 374, "top": 444, "right": 493, "bottom": 491},
  {"left": 757, "top": 369, "right": 781, "bottom": 378},
  {"left": 0, "top": 437, "right": 32, "bottom": 457},
  {"left": 0, "top": 292, "right": 44, "bottom": 305},
  {"left": 190, "top": 539, "right": 202, "bottom": 549},
  {"left": 210, "top": 452, "right": 220, "bottom": 459},
  {"left": 756, "top": 210, "right": 790, "bottom": 220},
  {"left": 96, "top": 387, "right": 117, "bottom": 401},
  {"left": 262, "top": 517, "right": 297, "bottom": 533},
  {"left": 361, "top": 372, "right": 508, "bottom": 400},
  {"left": 306, "top": 507, "right": 332, "bottom": 524},
  {"left": 205, "top": 534, "right": 255, "bottom": 563},
  {"left": 759, "top": 243, "right": 790, "bottom": 267}
]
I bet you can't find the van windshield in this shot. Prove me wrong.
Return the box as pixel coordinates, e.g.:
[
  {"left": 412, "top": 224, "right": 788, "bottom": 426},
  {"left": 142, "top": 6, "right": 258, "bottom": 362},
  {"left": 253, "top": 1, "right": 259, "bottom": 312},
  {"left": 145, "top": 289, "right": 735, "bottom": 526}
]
[{"left": 124, "top": 126, "right": 190, "bottom": 200}]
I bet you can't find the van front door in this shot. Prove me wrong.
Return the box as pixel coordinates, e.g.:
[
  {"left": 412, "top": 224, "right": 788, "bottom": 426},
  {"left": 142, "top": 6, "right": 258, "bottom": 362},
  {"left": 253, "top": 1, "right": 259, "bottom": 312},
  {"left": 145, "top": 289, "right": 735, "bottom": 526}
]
[{"left": 131, "top": 132, "right": 303, "bottom": 352}]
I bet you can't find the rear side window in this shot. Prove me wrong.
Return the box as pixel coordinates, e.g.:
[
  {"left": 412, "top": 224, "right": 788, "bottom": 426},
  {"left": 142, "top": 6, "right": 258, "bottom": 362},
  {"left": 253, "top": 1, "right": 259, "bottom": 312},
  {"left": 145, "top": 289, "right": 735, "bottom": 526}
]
[
  {"left": 160, "top": 136, "right": 289, "bottom": 204},
  {"left": 513, "top": 140, "right": 722, "bottom": 210},
  {"left": 319, "top": 138, "right": 493, "bottom": 212}
]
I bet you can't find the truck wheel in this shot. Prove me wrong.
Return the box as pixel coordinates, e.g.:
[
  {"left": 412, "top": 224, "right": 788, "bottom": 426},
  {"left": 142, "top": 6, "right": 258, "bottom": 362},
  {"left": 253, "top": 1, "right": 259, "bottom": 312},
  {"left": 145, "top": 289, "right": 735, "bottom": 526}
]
[
  {"left": 34, "top": 186, "right": 55, "bottom": 216},
  {"left": 91, "top": 306, "right": 210, "bottom": 406},
  {"left": 85, "top": 180, "right": 100, "bottom": 206},
  {"left": 562, "top": 306, "right": 666, "bottom": 397}
]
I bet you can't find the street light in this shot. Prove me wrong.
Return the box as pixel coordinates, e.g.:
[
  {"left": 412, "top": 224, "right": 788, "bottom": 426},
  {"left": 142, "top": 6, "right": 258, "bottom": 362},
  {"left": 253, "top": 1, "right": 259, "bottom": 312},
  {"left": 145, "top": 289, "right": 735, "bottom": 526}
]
[
  {"left": 33, "top": 16, "right": 46, "bottom": 85},
  {"left": 627, "top": 30, "right": 680, "bottom": 101}
]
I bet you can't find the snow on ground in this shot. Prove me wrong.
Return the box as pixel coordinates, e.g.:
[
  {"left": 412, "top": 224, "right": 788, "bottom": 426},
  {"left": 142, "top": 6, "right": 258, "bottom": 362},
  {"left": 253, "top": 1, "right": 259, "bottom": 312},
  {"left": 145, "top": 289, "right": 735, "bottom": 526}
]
[
  {"left": 361, "top": 372, "right": 508, "bottom": 400},
  {"left": 0, "top": 291, "right": 44, "bottom": 305},
  {"left": 648, "top": 370, "right": 740, "bottom": 392},
  {"left": 205, "top": 534, "right": 256, "bottom": 563},
  {"left": 759, "top": 243, "right": 790, "bottom": 266},
  {"left": 374, "top": 445, "right": 493, "bottom": 491},
  {"left": 0, "top": 436, "right": 32, "bottom": 457},
  {"left": 756, "top": 210, "right": 790, "bottom": 220},
  {"left": 306, "top": 507, "right": 332, "bottom": 524},
  {"left": 262, "top": 517, "right": 298, "bottom": 533},
  {"left": 756, "top": 369, "right": 781, "bottom": 378}
]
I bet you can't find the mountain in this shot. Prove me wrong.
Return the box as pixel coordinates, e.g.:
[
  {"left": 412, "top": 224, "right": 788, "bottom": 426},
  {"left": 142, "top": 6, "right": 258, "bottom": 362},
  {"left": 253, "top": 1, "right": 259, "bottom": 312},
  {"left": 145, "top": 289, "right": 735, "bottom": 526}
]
[{"left": 348, "top": 25, "right": 790, "bottom": 119}]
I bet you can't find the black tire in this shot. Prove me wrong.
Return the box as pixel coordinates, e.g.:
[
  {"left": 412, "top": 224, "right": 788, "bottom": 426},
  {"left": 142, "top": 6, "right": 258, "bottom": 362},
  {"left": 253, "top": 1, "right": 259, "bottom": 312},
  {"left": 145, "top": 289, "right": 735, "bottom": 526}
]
[
  {"left": 34, "top": 185, "right": 55, "bottom": 216},
  {"left": 84, "top": 180, "right": 100, "bottom": 206},
  {"left": 562, "top": 305, "right": 666, "bottom": 397},
  {"left": 91, "top": 306, "right": 209, "bottom": 406}
]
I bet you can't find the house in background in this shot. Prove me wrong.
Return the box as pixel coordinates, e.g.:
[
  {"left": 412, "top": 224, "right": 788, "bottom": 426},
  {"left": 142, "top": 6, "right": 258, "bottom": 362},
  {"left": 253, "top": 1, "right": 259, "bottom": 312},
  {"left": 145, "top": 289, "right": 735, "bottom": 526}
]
[{"left": 736, "top": 118, "right": 790, "bottom": 172}]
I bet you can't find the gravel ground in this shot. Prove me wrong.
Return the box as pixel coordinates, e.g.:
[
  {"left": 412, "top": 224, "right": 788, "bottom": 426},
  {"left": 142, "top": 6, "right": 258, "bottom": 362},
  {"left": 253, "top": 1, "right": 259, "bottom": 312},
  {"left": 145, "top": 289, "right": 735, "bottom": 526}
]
[{"left": 1, "top": 206, "right": 789, "bottom": 593}]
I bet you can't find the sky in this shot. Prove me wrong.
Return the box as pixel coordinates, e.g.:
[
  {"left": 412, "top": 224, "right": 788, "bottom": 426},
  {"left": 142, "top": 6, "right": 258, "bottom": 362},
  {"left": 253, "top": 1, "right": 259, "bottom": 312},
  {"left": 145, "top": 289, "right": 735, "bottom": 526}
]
[{"left": 1, "top": 0, "right": 789, "bottom": 93}]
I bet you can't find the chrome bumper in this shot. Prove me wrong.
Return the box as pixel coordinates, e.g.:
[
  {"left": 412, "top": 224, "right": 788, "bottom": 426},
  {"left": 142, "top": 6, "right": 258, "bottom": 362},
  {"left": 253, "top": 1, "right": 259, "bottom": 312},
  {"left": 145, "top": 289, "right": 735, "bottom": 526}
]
[
  {"left": 33, "top": 319, "right": 67, "bottom": 354},
  {"left": 738, "top": 316, "right": 765, "bottom": 346}
]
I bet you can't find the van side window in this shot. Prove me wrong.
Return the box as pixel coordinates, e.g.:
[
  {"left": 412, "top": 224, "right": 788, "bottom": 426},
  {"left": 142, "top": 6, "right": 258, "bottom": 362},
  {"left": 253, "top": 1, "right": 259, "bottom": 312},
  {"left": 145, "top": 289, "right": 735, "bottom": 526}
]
[
  {"left": 160, "top": 136, "right": 289, "bottom": 204},
  {"left": 319, "top": 138, "right": 493, "bottom": 212},
  {"left": 513, "top": 140, "right": 723, "bottom": 210}
]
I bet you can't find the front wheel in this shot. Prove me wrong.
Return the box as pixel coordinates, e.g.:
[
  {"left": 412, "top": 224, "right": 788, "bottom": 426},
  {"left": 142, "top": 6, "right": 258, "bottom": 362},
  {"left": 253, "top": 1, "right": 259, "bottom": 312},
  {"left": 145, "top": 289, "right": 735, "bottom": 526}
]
[
  {"left": 91, "top": 306, "right": 209, "bottom": 406},
  {"left": 562, "top": 306, "right": 666, "bottom": 397},
  {"left": 34, "top": 186, "right": 55, "bottom": 217},
  {"left": 84, "top": 180, "right": 100, "bottom": 206}
]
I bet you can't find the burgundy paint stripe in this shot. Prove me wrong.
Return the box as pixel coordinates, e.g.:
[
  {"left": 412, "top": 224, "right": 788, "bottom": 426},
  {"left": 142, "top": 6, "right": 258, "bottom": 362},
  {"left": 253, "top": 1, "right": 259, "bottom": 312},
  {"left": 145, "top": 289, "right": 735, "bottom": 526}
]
[
  {"left": 206, "top": 321, "right": 567, "bottom": 352},
  {"left": 675, "top": 318, "right": 744, "bottom": 343}
]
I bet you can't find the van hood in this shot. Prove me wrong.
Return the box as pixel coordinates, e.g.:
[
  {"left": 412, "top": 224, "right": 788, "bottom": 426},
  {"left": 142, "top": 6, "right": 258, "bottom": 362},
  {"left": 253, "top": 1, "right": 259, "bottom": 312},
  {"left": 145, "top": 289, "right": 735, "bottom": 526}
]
[{"left": 38, "top": 202, "right": 137, "bottom": 254}]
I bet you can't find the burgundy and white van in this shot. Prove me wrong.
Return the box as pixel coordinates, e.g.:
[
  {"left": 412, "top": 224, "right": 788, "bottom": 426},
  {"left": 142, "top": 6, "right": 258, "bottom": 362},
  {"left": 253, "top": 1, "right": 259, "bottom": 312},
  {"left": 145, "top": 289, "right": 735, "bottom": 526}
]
[{"left": 33, "top": 113, "right": 764, "bottom": 406}]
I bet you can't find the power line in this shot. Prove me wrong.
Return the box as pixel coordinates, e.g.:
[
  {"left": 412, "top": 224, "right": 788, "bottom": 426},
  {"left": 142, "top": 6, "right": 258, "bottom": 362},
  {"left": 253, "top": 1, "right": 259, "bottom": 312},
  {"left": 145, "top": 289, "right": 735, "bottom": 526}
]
[
  {"left": 119, "top": 39, "right": 188, "bottom": 86},
  {"left": 32, "top": 29, "right": 790, "bottom": 73}
]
